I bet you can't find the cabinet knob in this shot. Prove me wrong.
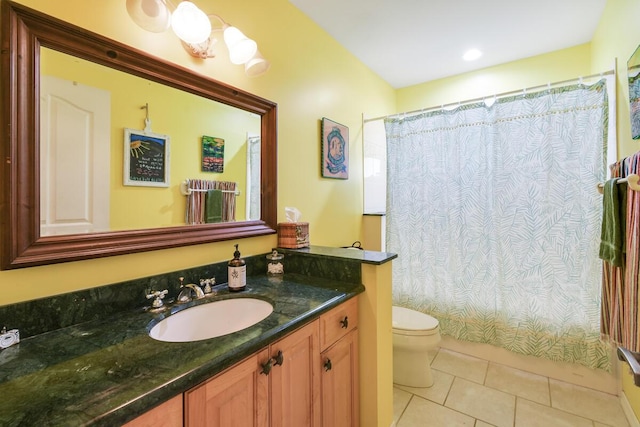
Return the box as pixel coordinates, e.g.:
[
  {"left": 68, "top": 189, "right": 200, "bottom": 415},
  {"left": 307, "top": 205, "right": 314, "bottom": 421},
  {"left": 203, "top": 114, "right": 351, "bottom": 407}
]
[
  {"left": 340, "top": 316, "right": 349, "bottom": 329},
  {"left": 273, "top": 350, "right": 284, "bottom": 366},
  {"left": 324, "top": 359, "right": 332, "bottom": 372},
  {"left": 261, "top": 358, "right": 273, "bottom": 375}
]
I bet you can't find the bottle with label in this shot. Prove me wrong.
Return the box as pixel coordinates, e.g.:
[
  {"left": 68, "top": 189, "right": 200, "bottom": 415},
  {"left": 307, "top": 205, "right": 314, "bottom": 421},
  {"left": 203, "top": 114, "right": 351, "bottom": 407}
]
[{"left": 228, "top": 244, "right": 246, "bottom": 292}]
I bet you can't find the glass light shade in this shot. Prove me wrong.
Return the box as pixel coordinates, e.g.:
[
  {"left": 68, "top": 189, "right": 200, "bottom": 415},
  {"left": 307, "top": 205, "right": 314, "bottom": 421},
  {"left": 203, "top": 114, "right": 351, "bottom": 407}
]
[
  {"left": 171, "top": 1, "right": 211, "bottom": 44},
  {"left": 223, "top": 26, "right": 257, "bottom": 65},
  {"left": 126, "top": 0, "right": 171, "bottom": 33},
  {"left": 245, "top": 50, "right": 270, "bottom": 77}
]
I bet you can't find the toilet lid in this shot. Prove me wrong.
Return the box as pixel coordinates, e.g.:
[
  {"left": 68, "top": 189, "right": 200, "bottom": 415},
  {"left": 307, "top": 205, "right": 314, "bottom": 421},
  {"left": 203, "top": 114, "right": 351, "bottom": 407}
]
[{"left": 392, "top": 306, "right": 439, "bottom": 331}]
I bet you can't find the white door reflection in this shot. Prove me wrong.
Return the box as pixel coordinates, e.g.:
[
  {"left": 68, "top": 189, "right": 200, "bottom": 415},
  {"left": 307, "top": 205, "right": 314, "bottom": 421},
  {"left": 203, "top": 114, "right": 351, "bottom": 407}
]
[{"left": 40, "top": 76, "right": 111, "bottom": 236}]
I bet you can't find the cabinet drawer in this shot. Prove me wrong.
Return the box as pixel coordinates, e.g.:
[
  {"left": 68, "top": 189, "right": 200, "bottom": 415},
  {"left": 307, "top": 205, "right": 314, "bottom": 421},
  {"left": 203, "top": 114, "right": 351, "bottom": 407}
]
[{"left": 319, "top": 297, "right": 358, "bottom": 351}]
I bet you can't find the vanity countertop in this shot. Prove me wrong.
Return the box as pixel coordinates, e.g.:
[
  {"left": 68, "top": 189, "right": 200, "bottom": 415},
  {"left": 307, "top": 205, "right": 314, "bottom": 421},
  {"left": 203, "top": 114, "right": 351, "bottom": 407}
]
[
  {"left": 0, "top": 273, "right": 364, "bottom": 426},
  {"left": 278, "top": 245, "right": 398, "bottom": 265}
]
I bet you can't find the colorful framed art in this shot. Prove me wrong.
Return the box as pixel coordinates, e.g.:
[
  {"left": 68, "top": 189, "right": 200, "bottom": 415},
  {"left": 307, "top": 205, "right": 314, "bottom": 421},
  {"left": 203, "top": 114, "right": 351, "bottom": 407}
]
[
  {"left": 202, "top": 135, "right": 225, "bottom": 173},
  {"left": 321, "top": 117, "right": 349, "bottom": 179}
]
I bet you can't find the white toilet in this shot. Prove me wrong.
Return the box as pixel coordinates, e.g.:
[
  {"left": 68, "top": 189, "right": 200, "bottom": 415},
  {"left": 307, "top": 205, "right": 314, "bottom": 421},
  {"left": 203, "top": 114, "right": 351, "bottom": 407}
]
[{"left": 392, "top": 306, "right": 441, "bottom": 388}]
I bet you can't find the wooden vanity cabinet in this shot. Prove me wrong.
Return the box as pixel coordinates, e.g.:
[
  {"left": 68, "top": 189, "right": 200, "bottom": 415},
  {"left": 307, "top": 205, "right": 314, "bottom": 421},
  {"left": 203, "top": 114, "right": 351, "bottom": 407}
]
[
  {"left": 185, "top": 349, "right": 270, "bottom": 426},
  {"left": 123, "top": 395, "right": 183, "bottom": 427},
  {"left": 185, "top": 320, "right": 320, "bottom": 427},
  {"left": 269, "top": 320, "right": 321, "bottom": 426},
  {"left": 174, "top": 297, "right": 359, "bottom": 427},
  {"left": 319, "top": 297, "right": 359, "bottom": 427}
]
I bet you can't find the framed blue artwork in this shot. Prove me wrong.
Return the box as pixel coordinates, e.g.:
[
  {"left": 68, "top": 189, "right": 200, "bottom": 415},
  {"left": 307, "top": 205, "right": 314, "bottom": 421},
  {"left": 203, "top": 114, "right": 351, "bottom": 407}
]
[{"left": 321, "top": 117, "right": 349, "bottom": 179}]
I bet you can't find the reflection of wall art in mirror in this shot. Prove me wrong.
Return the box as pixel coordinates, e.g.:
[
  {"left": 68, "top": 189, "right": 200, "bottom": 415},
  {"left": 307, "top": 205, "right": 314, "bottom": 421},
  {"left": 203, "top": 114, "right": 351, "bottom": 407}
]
[
  {"left": 202, "top": 135, "right": 225, "bottom": 173},
  {"left": 124, "top": 128, "right": 170, "bottom": 187},
  {"left": 628, "top": 45, "right": 640, "bottom": 139},
  {"left": 321, "top": 117, "right": 349, "bottom": 179}
]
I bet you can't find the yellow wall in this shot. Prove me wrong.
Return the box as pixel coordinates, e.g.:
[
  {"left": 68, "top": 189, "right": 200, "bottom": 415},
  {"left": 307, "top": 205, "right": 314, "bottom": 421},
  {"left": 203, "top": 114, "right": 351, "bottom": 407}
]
[
  {"left": 591, "top": 0, "right": 640, "bottom": 160},
  {"left": 0, "top": 0, "right": 395, "bottom": 305},
  {"left": 396, "top": 43, "right": 593, "bottom": 112},
  {"left": 359, "top": 262, "right": 393, "bottom": 427},
  {"left": 591, "top": 0, "right": 640, "bottom": 418}
]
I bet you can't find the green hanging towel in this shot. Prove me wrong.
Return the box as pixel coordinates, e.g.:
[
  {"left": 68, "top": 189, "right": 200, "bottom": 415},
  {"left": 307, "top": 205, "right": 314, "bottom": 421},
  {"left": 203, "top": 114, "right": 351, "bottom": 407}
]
[
  {"left": 205, "top": 189, "right": 223, "bottom": 223},
  {"left": 599, "top": 178, "right": 627, "bottom": 266}
]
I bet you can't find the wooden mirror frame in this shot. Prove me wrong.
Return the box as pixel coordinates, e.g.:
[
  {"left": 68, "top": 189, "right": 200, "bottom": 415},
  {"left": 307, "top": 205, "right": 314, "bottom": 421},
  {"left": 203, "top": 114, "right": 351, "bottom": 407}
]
[{"left": 0, "top": 1, "right": 277, "bottom": 269}]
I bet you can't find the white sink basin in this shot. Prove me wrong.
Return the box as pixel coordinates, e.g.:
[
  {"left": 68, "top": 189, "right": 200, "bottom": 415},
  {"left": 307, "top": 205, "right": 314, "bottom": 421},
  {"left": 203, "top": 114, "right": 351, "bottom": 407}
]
[{"left": 149, "top": 298, "right": 273, "bottom": 343}]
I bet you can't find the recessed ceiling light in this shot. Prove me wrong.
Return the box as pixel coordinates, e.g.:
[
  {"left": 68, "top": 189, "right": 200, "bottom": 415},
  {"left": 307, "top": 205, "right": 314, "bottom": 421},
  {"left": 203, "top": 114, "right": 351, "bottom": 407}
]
[{"left": 463, "top": 49, "right": 482, "bottom": 61}]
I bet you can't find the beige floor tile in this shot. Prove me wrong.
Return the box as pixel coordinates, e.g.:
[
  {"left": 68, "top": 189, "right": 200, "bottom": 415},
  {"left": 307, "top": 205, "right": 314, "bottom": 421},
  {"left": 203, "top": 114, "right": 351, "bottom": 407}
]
[
  {"left": 393, "top": 387, "right": 412, "bottom": 425},
  {"left": 515, "top": 397, "right": 594, "bottom": 427},
  {"left": 475, "top": 421, "right": 496, "bottom": 427},
  {"left": 445, "top": 377, "right": 515, "bottom": 427},
  {"left": 594, "top": 422, "right": 621, "bottom": 427},
  {"left": 549, "top": 379, "right": 629, "bottom": 426},
  {"left": 428, "top": 348, "right": 439, "bottom": 365},
  {"left": 485, "top": 362, "right": 550, "bottom": 405},
  {"left": 431, "top": 349, "right": 489, "bottom": 384},
  {"left": 398, "top": 395, "right": 475, "bottom": 427},
  {"left": 395, "top": 368, "right": 455, "bottom": 405}
]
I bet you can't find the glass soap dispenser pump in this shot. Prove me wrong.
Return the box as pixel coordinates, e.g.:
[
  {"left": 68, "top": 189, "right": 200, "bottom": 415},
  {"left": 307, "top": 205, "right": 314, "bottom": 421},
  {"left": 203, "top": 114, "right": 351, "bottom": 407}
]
[{"left": 228, "top": 244, "right": 246, "bottom": 292}]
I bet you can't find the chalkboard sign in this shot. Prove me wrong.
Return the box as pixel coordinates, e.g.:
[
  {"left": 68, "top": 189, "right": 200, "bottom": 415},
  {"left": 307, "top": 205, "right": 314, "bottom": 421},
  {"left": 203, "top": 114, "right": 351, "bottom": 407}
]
[{"left": 123, "top": 128, "right": 170, "bottom": 187}]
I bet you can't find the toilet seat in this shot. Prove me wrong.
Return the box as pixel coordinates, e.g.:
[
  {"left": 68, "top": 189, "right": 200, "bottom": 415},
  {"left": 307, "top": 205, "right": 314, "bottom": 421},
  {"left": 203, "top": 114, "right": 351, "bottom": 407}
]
[{"left": 392, "top": 306, "right": 440, "bottom": 337}]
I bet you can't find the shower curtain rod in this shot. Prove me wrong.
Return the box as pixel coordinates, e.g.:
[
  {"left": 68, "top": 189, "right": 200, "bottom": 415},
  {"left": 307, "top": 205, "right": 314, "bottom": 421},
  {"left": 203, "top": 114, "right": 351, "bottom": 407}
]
[{"left": 363, "top": 69, "right": 615, "bottom": 123}]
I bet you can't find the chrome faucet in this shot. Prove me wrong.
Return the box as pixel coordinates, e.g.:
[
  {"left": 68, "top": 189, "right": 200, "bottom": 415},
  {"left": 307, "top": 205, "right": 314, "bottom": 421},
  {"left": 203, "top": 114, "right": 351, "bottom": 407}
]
[{"left": 176, "top": 277, "right": 205, "bottom": 302}]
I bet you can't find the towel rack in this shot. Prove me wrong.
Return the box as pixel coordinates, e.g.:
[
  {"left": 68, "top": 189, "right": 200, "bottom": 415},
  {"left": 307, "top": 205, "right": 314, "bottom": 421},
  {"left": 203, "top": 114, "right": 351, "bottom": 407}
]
[
  {"left": 179, "top": 180, "right": 241, "bottom": 196},
  {"left": 596, "top": 174, "right": 640, "bottom": 194},
  {"left": 617, "top": 346, "right": 640, "bottom": 386}
]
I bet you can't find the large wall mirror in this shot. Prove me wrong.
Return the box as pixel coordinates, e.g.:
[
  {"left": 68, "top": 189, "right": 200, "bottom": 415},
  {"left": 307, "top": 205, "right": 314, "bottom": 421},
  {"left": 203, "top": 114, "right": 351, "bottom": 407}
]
[{"left": 0, "top": 1, "right": 277, "bottom": 269}]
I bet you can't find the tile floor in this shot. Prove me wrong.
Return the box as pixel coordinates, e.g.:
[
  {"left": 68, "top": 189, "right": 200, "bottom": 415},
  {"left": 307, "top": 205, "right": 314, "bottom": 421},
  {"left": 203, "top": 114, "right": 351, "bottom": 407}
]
[{"left": 393, "top": 348, "right": 631, "bottom": 427}]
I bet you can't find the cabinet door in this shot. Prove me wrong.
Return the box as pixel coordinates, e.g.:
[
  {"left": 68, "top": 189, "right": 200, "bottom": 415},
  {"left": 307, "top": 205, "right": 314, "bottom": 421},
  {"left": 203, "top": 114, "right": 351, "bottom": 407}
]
[
  {"left": 184, "top": 349, "right": 269, "bottom": 427},
  {"left": 321, "top": 329, "right": 359, "bottom": 427},
  {"left": 123, "top": 395, "right": 183, "bottom": 427},
  {"left": 270, "top": 320, "right": 321, "bottom": 427}
]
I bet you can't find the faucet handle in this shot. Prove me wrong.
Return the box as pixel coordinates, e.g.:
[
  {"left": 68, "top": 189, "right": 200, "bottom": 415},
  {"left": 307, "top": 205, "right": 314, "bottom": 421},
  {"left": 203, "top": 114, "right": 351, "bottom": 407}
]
[
  {"left": 146, "top": 289, "right": 168, "bottom": 308},
  {"left": 201, "top": 277, "right": 216, "bottom": 294}
]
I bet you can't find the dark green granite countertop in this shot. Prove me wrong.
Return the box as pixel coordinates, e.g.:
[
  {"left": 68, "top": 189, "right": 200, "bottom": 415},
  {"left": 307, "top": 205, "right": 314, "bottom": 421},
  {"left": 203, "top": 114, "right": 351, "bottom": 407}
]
[
  {"left": 0, "top": 273, "right": 364, "bottom": 426},
  {"left": 278, "top": 245, "right": 397, "bottom": 265}
]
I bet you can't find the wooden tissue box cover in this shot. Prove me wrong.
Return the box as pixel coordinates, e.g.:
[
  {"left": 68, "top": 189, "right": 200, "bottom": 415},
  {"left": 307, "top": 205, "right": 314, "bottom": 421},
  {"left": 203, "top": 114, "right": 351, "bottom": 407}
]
[{"left": 277, "top": 222, "right": 310, "bottom": 248}]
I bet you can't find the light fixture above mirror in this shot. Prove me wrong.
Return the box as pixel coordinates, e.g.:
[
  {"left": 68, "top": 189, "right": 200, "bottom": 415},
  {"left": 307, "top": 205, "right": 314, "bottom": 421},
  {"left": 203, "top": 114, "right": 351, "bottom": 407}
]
[
  {"left": 126, "top": 0, "right": 270, "bottom": 77},
  {"left": 126, "top": 0, "right": 171, "bottom": 32},
  {"left": 170, "top": 1, "right": 211, "bottom": 44}
]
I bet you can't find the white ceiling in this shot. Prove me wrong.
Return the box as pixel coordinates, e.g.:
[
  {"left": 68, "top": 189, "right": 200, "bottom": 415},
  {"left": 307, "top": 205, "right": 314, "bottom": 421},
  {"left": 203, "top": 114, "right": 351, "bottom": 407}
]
[{"left": 289, "top": 0, "right": 607, "bottom": 89}]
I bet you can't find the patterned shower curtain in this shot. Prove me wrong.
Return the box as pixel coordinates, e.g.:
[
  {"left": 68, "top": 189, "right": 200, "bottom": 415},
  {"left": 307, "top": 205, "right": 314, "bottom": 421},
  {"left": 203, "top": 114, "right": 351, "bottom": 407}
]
[{"left": 385, "top": 80, "right": 611, "bottom": 370}]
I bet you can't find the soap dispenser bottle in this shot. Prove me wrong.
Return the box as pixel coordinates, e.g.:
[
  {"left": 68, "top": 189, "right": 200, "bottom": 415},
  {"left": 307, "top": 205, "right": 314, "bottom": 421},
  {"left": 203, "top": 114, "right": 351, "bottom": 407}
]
[{"left": 228, "top": 244, "right": 246, "bottom": 292}]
